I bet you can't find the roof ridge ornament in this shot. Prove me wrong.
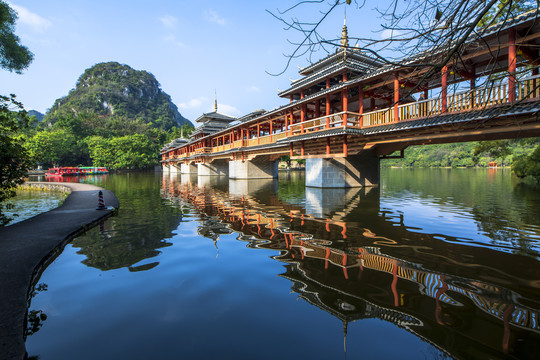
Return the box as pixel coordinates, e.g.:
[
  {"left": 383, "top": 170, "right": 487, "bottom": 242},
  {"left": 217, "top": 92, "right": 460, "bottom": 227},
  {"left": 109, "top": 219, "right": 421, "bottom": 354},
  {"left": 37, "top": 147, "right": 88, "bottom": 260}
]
[
  {"left": 341, "top": 7, "right": 349, "bottom": 50},
  {"left": 214, "top": 90, "right": 218, "bottom": 112}
]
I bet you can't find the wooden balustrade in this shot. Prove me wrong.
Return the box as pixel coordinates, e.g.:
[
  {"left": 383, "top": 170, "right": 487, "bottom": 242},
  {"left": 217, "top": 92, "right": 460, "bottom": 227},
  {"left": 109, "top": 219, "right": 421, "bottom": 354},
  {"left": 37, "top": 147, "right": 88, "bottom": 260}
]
[
  {"left": 362, "top": 108, "right": 394, "bottom": 126},
  {"left": 273, "top": 132, "right": 287, "bottom": 141},
  {"left": 169, "top": 75, "right": 540, "bottom": 160},
  {"left": 517, "top": 75, "right": 540, "bottom": 100}
]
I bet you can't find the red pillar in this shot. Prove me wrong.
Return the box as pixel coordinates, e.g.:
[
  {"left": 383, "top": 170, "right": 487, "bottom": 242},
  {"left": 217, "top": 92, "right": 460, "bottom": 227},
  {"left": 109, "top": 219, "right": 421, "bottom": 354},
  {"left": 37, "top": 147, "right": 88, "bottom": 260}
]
[
  {"left": 342, "top": 72, "right": 348, "bottom": 126},
  {"left": 342, "top": 89, "right": 348, "bottom": 126},
  {"left": 325, "top": 95, "right": 331, "bottom": 129},
  {"left": 326, "top": 78, "right": 331, "bottom": 129},
  {"left": 326, "top": 137, "right": 330, "bottom": 155},
  {"left": 301, "top": 104, "right": 305, "bottom": 133},
  {"left": 508, "top": 27, "right": 517, "bottom": 102},
  {"left": 300, "top": 90, "right": 305, "bottom": 134},
  {"left": 270, "top": 120, "right": 273, "bottom": 142},
  {"left": 257, "top": 121, "right": 260, "bottom": 144},
  {"left": 343, "top": 135, "right": 348, "bottom": 156},
  {"left": 290, "top": 142, "right": 293, "bottom": 157},
  {"left": 358, "top": 85, "right": 364, "bottom": 114},
  {"left": 441, "top": 65, "right": 448, "bottom": 113},
  {"left": 470, "top": 65, "right": 476, "bottom": 109},
  {"left": 470, "top": 65, "right": 476, "bottom": 89},
  {"left": 290, "top": 94, "right": 293, "bottom": 103},
  {"left": 394, "top": 71, "right": 400, "bottom": 121},
  {"left": 290, "top": 111, "right": 294, "bottom": 134}
]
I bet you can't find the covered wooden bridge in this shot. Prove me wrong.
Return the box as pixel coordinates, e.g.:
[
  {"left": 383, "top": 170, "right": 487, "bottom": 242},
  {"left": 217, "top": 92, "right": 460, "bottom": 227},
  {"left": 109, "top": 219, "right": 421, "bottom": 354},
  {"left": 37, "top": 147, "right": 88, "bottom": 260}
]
[{"left": 162, "top": 10, "right": 540, "bottom": 187}]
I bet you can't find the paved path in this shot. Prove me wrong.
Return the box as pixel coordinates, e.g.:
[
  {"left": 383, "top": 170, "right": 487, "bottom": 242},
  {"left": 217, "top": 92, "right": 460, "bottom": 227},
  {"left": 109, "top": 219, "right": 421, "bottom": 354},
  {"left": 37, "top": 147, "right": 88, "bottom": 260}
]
[{"left": 0, "top": 182, "right": 119, "bottom": 360}]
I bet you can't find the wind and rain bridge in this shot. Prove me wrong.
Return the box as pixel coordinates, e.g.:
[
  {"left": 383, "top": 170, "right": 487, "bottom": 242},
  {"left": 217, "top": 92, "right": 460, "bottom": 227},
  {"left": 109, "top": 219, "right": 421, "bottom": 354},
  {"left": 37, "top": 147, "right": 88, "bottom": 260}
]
[{"left": 162, "top": 11, "right": 540, "bottom": 187}]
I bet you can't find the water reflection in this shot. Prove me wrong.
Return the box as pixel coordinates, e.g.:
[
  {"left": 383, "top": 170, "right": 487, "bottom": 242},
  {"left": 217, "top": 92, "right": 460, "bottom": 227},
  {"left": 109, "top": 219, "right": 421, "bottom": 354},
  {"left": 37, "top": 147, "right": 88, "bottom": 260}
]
[
  {"left": 70, "top": 173, "right": 184, "bottom": 271},
  {"left": 162, "top": 172, "right": 540, "bottom": 359}
]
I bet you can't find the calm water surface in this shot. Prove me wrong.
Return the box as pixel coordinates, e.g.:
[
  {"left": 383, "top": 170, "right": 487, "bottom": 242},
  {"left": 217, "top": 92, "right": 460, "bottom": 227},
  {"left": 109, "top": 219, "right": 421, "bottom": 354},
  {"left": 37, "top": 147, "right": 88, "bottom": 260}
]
[
  {"left": 4, "top": 189, "right": 65, "bottom": 226},
  {"left": 25, "top": 169, "right": 540, "bottom": 359}
]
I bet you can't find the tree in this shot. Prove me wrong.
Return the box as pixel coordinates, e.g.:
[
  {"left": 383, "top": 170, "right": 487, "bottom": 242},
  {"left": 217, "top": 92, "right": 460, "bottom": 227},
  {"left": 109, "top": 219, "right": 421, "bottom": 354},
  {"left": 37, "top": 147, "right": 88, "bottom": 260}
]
[
  {"left": 473, "top": 140, "right": 512, "bottom": 164},
  {"left": 0, "top": 1, "right": 34, "bottom": 225},
  {"left": 513, "top": 145, "right": 540, "bottom": 179},
  {"left": 86, "top": 134, "right": 159, "bottom": 170},
  {"left": 26, "top": 129, "right": 80, "bottom": 167},
  {"left": 268, "top": 0, "right": 537, "bottom": 83},
  {"left": 0, "top": 95, "right": 32, "bottom": 225},
  {"left": 0, "top": 0, "right": 33, "bottom": 73}
]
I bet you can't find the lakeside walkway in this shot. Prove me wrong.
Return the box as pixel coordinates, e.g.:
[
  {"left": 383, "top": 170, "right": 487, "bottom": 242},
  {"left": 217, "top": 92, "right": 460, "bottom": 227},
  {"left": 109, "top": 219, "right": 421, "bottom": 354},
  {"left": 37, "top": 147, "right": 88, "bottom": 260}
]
[{"left": 0, "top": 182, "right": 119, "bottom": 360}]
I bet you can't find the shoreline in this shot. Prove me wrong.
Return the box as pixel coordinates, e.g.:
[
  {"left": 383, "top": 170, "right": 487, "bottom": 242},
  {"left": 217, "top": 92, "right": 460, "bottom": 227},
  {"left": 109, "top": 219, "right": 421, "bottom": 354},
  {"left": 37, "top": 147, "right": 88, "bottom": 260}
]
[{"left": 0, "top": 182, "right": 119, "bottom": 360}]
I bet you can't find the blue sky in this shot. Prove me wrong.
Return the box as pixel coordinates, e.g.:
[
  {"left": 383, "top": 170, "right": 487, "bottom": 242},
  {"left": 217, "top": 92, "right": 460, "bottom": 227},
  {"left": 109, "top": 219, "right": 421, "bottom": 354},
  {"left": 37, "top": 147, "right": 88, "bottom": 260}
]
[{"left": 1, "top": 1, "right": 385, "bottom": 121}]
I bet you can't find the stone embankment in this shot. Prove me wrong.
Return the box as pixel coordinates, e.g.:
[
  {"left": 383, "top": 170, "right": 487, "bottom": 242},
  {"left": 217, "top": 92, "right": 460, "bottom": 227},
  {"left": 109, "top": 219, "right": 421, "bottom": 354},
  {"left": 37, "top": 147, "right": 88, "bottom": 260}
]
[{"left": 0, "top": 182, "right": 119, "bottom": 360}]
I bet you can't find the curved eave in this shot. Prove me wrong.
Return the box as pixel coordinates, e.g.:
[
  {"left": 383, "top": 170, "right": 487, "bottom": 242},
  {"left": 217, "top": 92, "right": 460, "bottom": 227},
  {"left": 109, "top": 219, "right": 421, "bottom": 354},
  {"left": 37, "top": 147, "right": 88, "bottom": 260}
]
[{"left": 299, "top": 49, "right": 384, "bottom": 76}]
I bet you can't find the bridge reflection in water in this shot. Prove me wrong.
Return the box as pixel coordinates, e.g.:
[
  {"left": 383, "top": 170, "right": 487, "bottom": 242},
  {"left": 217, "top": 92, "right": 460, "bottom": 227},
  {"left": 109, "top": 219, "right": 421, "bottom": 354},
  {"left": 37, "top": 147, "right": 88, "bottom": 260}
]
[{"left": 162, "top": 173, "right": 540, "bottom": 359}]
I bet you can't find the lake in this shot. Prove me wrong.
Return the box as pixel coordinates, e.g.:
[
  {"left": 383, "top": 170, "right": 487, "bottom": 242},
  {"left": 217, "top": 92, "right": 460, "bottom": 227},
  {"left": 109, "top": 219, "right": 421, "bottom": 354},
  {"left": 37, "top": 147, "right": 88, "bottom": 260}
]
[{"left": 25, "top": 169, "right": 540, "bottom": 359}]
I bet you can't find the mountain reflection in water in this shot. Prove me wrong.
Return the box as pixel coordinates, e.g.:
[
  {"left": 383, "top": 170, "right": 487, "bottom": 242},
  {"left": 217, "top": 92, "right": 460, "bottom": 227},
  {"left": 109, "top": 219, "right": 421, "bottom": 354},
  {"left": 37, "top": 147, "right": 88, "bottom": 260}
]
[{"left": 161, "top": 172, "right": 540, "bottom": 359}]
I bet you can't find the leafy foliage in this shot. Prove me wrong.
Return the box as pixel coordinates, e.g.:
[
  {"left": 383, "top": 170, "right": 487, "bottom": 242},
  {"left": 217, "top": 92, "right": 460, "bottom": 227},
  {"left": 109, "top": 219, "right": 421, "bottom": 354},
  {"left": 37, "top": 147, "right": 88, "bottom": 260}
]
[
  {"left": 86, "top": 134, "right": 159, "bottom": 170},
  {"left": 513, "top": 144, "right": 540, "bottom": 180},
  {"left": 0, "top": 95, "right": 32, "bottom": 225},
  {"left": 477, "top": 0, "right": 537, "bottom": 28},
  {"left": 473, "top": 140, "right": 512, "bottom": 160},
  {"left": 25, "top": 129, "right": 85, "bottom": 167},
  {"left": 0, "top": 1, "right": 33, "bottom": 73},
  {"left": 383, "top": 139, "right": 539, "bottom": 169}
]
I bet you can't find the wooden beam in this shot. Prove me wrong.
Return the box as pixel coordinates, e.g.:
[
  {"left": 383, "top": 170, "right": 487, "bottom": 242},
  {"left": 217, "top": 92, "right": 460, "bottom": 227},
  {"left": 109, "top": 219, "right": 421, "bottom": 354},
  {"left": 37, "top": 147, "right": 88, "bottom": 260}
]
[
  {"left": 518, "top": 45, "right": 540, "bottom": 66},
  {"left": 291, "top": 153, "right": 346, "bottom": 160}
]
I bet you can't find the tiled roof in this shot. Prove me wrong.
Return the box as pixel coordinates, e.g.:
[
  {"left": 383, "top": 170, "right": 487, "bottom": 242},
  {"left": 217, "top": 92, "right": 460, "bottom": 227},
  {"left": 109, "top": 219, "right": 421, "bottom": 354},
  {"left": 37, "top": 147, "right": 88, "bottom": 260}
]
[
  {"left": 279, "top": 52, "right": 385, "bottom": 97},
  {"left": 194, "top": 111, "right": 237, "bottom": 123},
  {"left": 299, "top": 49, "right": 384, "bottom": 75}
]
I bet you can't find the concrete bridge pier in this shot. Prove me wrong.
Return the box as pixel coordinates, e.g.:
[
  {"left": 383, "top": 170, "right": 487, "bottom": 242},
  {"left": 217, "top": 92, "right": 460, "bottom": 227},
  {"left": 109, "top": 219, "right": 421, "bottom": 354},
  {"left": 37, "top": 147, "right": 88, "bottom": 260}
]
[
  {"left": 162, "top": 163, "right": 170, "bottom": 173},
  {"left": 180, "top": 163, "right": 198, "bottom": 174},
  {"left": 229, "top": 178, "right": 276, "bottom": 198},
  {"left": 306, "top": 150, "right": 379, "bottom": 188},
  {"left": 229, "top": 158, "right": 278, "bottom": 179},
  {"left": 305, "top": 187, "right": 364, "bottom": 218},
  {"left": 180, "top": 173, "right": 198, "bottom": 184},
  {"left": 198, "top": 159, "right": 229, "bottom": 176},
  {"left": 169, "top": 163, "right": 180, "bottom": 174}
]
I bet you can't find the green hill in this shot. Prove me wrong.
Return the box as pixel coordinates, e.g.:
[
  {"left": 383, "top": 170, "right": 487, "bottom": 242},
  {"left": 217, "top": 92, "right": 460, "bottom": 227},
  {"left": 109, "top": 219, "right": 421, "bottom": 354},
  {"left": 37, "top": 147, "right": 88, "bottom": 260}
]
[
  {"left": 43, "top": 62, "right": 192, "bottom": 130},
  {"left": 27, "top": 110, "right": 44, "bottom": 122}
]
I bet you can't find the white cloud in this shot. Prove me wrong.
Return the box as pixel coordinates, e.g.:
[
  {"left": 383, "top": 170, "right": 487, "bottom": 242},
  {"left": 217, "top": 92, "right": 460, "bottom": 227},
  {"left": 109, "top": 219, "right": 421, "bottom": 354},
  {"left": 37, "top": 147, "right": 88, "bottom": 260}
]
[
  {"left": 204, "top": 9, "right": 226, "bottom": 26},
  {"left": 217, "top": 104, "right": 241, "bottom": 116},
  {"left": 159, "top": 15, "right": 178, "bottom": 29},
  {"left": 8, "top": 3, "right": 51, "bottom": 32},
  {"left": 381, "top": 28, "right": 402, "bottom": 40},
  {"left": 178, "top": 97, "right": 240, "bottom": 116},
  {"left": 246, "top": 86, "right": 260, "bottom": 93},
  {"left": 164, "top": 34, "right": 184, "bottom": 48},
  {"left": 178, "top": 97, "right": 207, "bottom": 109}
]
